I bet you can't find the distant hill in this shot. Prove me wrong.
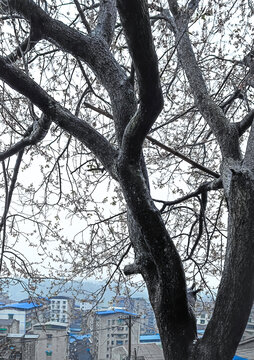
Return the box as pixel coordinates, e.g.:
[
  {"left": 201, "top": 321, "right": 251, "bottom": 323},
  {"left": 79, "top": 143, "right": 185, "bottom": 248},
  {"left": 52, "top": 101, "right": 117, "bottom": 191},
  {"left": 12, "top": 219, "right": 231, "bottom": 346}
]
[{"left": 1, "top": 278, "right": 148, "bottom": 305}]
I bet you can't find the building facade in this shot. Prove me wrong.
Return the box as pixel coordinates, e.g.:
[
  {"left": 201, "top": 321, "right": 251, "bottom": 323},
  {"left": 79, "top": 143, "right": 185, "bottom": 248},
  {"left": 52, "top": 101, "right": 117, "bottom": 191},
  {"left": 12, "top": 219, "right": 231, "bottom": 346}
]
[
  {"left": 0, "top": 302, "right": 43, "bottom": 334},
  {"left": 32, "top": 322, "right": 68, "bottom": 360},
  {"left": 112, "top": 297, "right": 157, "bottom": 335},
  {"left": 91, "top": 309, "right": 140, "bottom": 360},
  {"left": 0, "top": 333, "right": 38, "bottom": 360},
  {"left": 49, "top": 296, "right": 74, "bottom": 324},
  {"left": 0, "top": 319, "right": 19, "bottom": 334}
]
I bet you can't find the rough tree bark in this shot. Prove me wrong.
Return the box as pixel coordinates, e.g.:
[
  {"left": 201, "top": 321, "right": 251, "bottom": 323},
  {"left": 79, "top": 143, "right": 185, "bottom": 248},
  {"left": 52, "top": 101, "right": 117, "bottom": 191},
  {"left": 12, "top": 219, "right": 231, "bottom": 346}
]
[{"left": 0, "top": 0, "right": 254, "bottom": 359}]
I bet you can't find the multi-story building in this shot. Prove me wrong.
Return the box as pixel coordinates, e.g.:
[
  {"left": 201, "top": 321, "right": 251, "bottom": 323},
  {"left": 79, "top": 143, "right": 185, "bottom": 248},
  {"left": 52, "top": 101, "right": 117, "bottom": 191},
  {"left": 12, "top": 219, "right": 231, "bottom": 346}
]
[
  {"left": 91, "top": 308, "right": 140, "bottom": 360},
  {"left": 0, "top": 319, "right": 19, "bottom": 334},
  {"left": 112, "top": 296, "right": 157, "bottom": 335},
  {"left": 195, "top": 301, "right": 214, "bottom": 330},
  {"left": 0, "top": 302, "right": 43, "bottom": 334},
  {"left": 49, "top": 296, "right": 74, "bottom": 324},
  {"left": 0, "top": 333, "right": 39, "bottom": 359},
  {"left": 32, "top": 321, "right": 69, "bottom": 360}
]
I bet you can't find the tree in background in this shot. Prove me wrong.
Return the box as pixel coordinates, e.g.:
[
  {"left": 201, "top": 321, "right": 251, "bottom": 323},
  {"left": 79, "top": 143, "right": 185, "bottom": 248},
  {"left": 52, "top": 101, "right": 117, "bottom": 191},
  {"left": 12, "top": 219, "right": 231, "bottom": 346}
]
[{"left": 0, "top": 0, "right": 253, "bottom": 358}]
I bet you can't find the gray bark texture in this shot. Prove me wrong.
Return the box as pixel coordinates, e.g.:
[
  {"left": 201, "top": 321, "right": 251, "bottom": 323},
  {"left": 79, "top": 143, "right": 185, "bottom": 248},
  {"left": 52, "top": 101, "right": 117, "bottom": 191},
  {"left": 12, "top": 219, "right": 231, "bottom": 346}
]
[{"left": 0, "top": 0, "right": 254, "bottom": 359}]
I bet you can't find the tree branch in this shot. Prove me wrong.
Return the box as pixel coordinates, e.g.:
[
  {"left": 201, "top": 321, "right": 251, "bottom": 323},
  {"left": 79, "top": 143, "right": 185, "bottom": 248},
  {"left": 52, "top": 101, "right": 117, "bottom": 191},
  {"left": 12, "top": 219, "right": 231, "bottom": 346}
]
[
  {"left": 147, "top": 135, "right": 220, "bottom": 178},
  {"left": 0, "top": 114, "right": 51, "bottom": 161},
  {"left": 237, "top": 109, "right": 254, "bottom": 137},
  {"left": 154, "top": 178, "right": 222, "bottom": 212},
  {"left": 164, "top": 3, "right": 241, "bottom": 160},
  {"left": 0, "top": 55, "right": 118, "bottom": 178},
  {"left": 117, "top": 0, "right": 163, "bottom": 163},
  {"left": 73, "top": 0, "right": 91, "bottom": 34},
  {"left": 94, "top": 0, "right": 117, "bottom": 45}
]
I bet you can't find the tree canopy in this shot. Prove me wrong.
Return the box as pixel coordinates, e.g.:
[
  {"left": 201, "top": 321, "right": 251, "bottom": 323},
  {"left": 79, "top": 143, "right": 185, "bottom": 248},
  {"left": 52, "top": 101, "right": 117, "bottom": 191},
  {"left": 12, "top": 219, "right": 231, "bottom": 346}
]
[{"left": 0, "top": 0, "right": 254, "bottom": 358}]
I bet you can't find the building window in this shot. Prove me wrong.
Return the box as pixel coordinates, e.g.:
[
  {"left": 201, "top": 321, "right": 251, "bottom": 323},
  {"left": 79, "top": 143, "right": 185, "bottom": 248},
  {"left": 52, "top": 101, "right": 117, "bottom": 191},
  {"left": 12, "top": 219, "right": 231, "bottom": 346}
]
[
  {"left": 108, "top": 320, "right": 110, "bottom": 326},
  {"left": 8, "top": 314, "right": 14, "bottom": 320},
  {"left": 47, "top": 334, "right": 52, "bottom": 347},
  {"left": 111, "top": 341, "right": 114, "bottom": 345},
  {"left": 200, "top": 320, "right": 205, "bottom": 324},
  {"left": 116, "top": 340, "right": 123, "bottom": 346}
]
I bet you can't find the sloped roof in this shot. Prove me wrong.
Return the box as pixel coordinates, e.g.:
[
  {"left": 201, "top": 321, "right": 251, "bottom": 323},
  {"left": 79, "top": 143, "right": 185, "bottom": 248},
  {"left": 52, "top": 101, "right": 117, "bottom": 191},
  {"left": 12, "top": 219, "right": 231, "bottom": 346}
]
[
  {"left": 235, "top": 335, "right": 254, "bottom": 360},
  {"left": 112, "top": 343, "right": 164, "bottom": 360}
]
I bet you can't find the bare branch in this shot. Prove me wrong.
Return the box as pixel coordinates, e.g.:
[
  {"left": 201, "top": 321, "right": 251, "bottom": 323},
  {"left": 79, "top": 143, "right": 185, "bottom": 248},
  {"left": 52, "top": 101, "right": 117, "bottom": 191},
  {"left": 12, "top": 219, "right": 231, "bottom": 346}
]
[
  {"left": 0, "top": 150, "right": 24, "bottom": 273},
  {"left": 147, "top": 135, "right": 220, "bottom": 178},
  {"left": 94, "top": 0, "right": 117, "bottom": 45},
  {"left": 73, "top": 0, "right": 91, "bottom": 34},
  {"left": 0, "top": 115, "right": 51, "bottom": 161},
  {"left": 117, "top": 0, "right": 163, "bottom": 163},
  {"left": 154, "top": 178, "right": 222, "bottom": 212},
  {"left": 237, "top": 109, "right": 254, "bottom": 136},
  {"left": 164, "top": 4, "right": 241, "bottom": 160},
  {"left": 0, "top": 55, "right": 118, "bottom": 177},
  {"left": 124, "top": 263, "right": 141, "bottom": 275}
]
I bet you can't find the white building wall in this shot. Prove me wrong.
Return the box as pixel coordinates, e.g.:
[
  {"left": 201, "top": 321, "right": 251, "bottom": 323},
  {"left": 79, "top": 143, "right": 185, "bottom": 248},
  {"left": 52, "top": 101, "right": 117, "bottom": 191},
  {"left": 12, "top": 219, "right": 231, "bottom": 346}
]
[
  {"left": 33, "top": 326, "right": 68, "bottom": 360},
  {"left": 49, "top": 298, "right": 73, "bottom": 324},
  {"left": 92, "top": 312, "right": 140, "bottom": 360},
  {"left": 0, "top": 309, "right": 26, "bottom": 334}
]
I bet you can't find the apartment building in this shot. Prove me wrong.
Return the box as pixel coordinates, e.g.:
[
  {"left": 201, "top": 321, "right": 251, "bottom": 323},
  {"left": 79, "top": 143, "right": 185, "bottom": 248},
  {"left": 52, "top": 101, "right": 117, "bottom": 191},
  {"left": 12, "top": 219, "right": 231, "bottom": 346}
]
[
  {"left": 195, "top": 301, "right": 214, "bottom": 330},
  {"left": 112, "top": 296, "right": 157, "bottom": 335},
  {"left": 0, "top": 333, "right": 39, "bottom": 359},
  {"left": 91, "top": 309, "right": 140, "bottom": 360},
  {"left": 49, "top": 296, "right": 74, "bottom": 324},
  {"left": 32, "top": 321, "right": 68, "bottom": 360},
  {"left": 0, "top": 319, "right": 19, "bottom": 334},
  {"left": 0, "top": 302, "right": 43, "bottom": 334}
]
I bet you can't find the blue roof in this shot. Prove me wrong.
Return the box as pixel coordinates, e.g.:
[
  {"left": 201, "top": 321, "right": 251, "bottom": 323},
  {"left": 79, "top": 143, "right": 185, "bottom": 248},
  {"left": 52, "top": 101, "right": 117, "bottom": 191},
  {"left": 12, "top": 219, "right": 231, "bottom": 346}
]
[
  {"left": 96, "top": 309, "right": 137, "bottom": 316},
  {"left": 140, "top": 334, "right": 161, "bottom": 342},
  {"left": 0, "top": 302, "right": 42, "bottom": 310},
  {"left": 69, "top": 334, "right": 91, "bottom": 344},
  {"left": 233, "top": 356, "right": 248, "bottom": 360}
]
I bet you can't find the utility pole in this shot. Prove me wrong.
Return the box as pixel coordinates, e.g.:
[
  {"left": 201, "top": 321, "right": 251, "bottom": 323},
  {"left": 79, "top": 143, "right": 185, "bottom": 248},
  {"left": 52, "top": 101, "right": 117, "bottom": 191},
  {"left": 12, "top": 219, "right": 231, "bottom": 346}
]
[
  {"left": 119, "top": 314, "right": 140, "bottom": 360},
  {"left": 128, "top": 315, "right": 131, "bottom": 360}
]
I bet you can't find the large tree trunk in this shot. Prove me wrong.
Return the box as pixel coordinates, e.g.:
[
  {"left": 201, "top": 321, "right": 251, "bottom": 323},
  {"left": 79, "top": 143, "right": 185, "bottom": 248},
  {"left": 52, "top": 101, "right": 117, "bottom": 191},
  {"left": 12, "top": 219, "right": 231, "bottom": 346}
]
[
  {"left": 119, "top": 162, "right": 196, "bottom": 359},
  {"left": 192, "top": 169, "right": 254, "bottom": 359}
]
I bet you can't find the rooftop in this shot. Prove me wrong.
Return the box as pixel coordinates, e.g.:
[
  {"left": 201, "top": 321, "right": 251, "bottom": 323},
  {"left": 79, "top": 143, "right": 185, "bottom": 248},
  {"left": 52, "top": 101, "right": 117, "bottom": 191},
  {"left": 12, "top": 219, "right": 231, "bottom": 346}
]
[
  {"left": 96, "top": 308, "right": 137, "bottom": 316},
  {"left": 50, "top": 296, "right": 71, "bottom": 300},
  {"left": 0, "top": 302, "right": 42, "bottom": 310},
  {"left": 33, "top": 321, "right": 68, "bottom": 330},
  {"left": 140, "top": 334, "right": 161, "bottom": 343}
]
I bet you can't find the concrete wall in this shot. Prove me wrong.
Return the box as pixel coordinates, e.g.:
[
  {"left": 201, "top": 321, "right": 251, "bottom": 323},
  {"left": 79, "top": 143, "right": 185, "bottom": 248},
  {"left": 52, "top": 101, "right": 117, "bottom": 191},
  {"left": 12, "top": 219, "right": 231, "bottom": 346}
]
[{"left": 33, "top": 326, "right": 68, "bottom": 360}]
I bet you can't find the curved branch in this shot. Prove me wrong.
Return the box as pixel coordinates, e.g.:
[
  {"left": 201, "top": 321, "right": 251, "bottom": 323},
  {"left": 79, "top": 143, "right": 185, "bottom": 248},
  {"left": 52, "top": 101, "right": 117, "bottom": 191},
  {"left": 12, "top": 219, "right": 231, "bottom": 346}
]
[
  {"left": 154, "top": 178, "right": 222, "bottom": 212},
  {"left": 117, "top": 0, "right": 163, "bottom": 163},
  {"left": 0, "top": 55, "right": 118, "bottom": 178},
  {"left": 237, "top": 109, "right": 254, "bottom": 136}
]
